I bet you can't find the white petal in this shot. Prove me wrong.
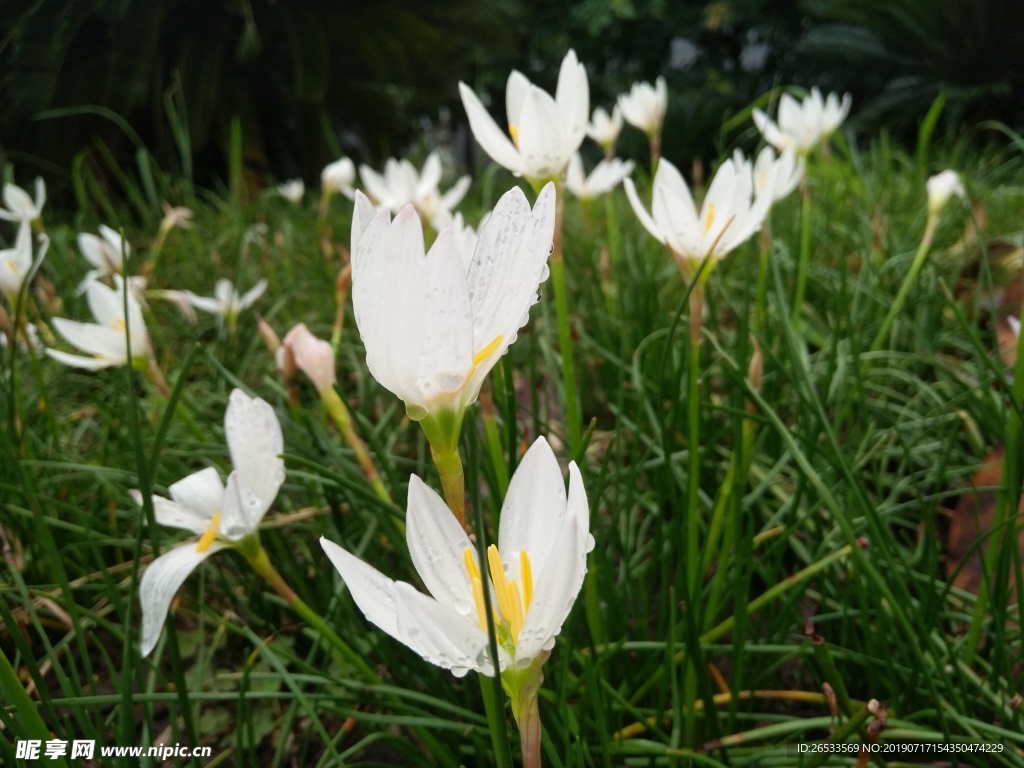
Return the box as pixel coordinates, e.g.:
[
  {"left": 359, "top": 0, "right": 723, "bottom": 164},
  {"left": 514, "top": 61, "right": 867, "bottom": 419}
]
[
  {"left": 185, "top": 291, "right": 224, "bottom": 314},
  {"left": 506, "top": 70, "right": 531, "bottom": 124},
  {"left": 498, "top": 437, "right": 566, "bottom": 583},
  {"left": 147, "top": 494, "right": 211, "bottom": 536},
  {"left": 320, "top": 536, "right": 400, "bottom": 639},
  {"left": 139, "top": 541, "right": 225, "bottom": 657},
  {"left": 624, "top": 178, "right": 664, "bottom": 243},
  {"left": 394, "top": 582, "right": 497, "bottom": 676},
  {"left": 516, "top": 494, "right": 584, "bottom": 661},
  {"left": 224, "top": 390, "right": 285, "bottom": 523},
  {"left": 351, "top": 190, "right": 378, "bottom": 253},
  {"left": 466, "top": 183, "right": 554, "bottom": 379},
  {"left": 415, "top": 152, "right": 443, "bottom": 200},
  {"left": 3, "top": 184, "right": 34, "bottom": 217},
  {"left": 415, "top": 229, "right": 474, "bottom": 398},
  {"left": 460, "top": 82, "right": 524, "bottom": 175},
  {"left": 99, "top": 224, "right": 129, "bottom": 264},
  {"left": 50, "top": 318, "right": 125, "bottom": 359},
  {"left": 167, "top": 466, "right": 225, "bottom": 520},
  {"left": 85, "top": 279, "right": 123, "bottom": 329},
  {"left": 405, "top": 475, "right": 475, "bottom": 613},
  {"left": 239, "top": 279, "right": 267, "bottom": 309},
  {"left": 45, "top": 348, "right": 121, "bottom": 370},
  {"left": 554, "top": 49, "right": 589, "bottom": 149},
  {"left": 516, "top": 88, "right": 568, "bottom": 179},
  {"left": 439, "top": 175, "right": 472, "bottom": 211}
]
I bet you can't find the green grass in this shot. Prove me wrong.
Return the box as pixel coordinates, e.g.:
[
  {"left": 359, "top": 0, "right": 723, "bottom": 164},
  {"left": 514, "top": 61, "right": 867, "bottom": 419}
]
[{"left": 2, "top": 128, "right": 1023, "bottom": 768}]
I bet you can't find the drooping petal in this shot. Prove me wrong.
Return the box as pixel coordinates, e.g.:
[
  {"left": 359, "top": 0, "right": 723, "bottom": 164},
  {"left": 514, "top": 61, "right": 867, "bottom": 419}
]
[
  {"left": 460, "top": 82, "right": 524, "bottom": 175},
  {"left": 320, "top": 536, "right": 400, "bottom": 638},
  {"left": 167, "top": 466, "right": 225, "bottom": 521},
  {"left": 224, "top": 389, "right": 284, "bottom": 524},
  {"left": 405, "top": 475, "right": 475, "bottom": 613},
  {"left": 393, "top": 582, "right": 498, "bottom": 676},
  {"left": 752, "top": 109, "right": 785, "bottom": 152},
  {"left": 498, "top": 437, "right": 567, "bottom": 583},
  {"left": 139, "top": 541, "right": 225, "bottom": 657}
]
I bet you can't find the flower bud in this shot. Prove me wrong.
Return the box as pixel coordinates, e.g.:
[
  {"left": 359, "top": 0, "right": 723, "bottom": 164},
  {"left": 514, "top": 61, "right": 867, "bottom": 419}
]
[
  {"left": 926, "top": 170, "right": 964, "bottom": 217},
  {"left": 283, "top": 323, "right": 336, "bottom": 393}
]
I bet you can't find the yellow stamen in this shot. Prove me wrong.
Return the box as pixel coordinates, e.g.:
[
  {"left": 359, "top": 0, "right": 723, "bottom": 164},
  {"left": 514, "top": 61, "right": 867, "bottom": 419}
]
[
  {"left": 520, "top": 550, "right": 533, "bottom": 609},
  {"left": 472, "top": 335, "right": 504, "bottom": 367},
  {"left": 487, "top": 545, "right": 514, "bottom": 622},
  {"left": 463, "top": 548, "right": 488, "bottom": 631},
  {"left": 507, "top": 579, "right": 525, "bottom": 644},
  {"left": 703, "top": 202, "right": 716, "bottom": 236},
  {"left": 196, "top": 512, "right": 221, "bottom": 553},
  {"left": 112, "top": 319, "right": 127, "bottom": 332},
  {"left": 509, "top": 124, "right": 520, "bottom": 148}
]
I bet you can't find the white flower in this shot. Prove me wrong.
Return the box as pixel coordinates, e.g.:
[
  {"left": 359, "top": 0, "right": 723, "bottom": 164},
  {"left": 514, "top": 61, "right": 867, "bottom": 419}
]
[
  {"left": 321, "top": 436, "right": 593, "bottom": 676},
  {"left": 586, "top": 105, "right": 623, "bottom": 154},
  {"left": 565, "top": 153, "right": 635, "bottom": 201},
  {"left": 159, "top": 203, "right": 194, "bottom": 235},
  {"left": 0, "top": 219, "right": 38, "bottom": 299},
  {"left": 186, "top": 278, "right": 267, "bottom": 330},
  {"left": 625, "top": 156, "right": 775, "bottom": 270},
  {"left": 926, "top": 170, "right": 965, "bottom": 217},
  {"left": 1009, "top": 316, "right": 1020, "bottom": 338},
  {"left": 0, "top": 178, "right": 46, "bottom": 222},
  {"left": 134, "top": 390, "right": 285, "bottom": 657},
  {"left": 359, "top": 152, "right": 471, "bottom": 225},
  {"left": 321, "top": 158, "right": 356, "bottom": 199},
  {"left": 77, "top": 225, "right": 130, "bottom": 289},
  {"left": 277, "top": 179, "right": 305, "bottom": 204},
  {"left": 618, "top": 76, "right": 668, "bottom": 137},
  {"left": 351, "top": 183, "right": 554, "bottom": 421},
  {"left": 753, "top": 87, "right": 852, "bottom": 155},
  {"left": 46, "top": 276, "right": 150, "bottom": 370},
  {"left": 459, "top": 50, "right": 589, "bottom": 183},
  {"left": 734, "top": 147, "right": 804, "bottom": 204}
]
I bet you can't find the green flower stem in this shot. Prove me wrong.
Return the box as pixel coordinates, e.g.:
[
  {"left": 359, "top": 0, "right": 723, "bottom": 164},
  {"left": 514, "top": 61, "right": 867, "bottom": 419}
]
[
  {"left": 243, "top": 542, "right": 379, "bottom": 684},
  {"left": 686, "top": 283, "right": 704, "bottom": 596},
  {"left": 432, "top": 445, "right": 467, "bottom": 529},
  {"left": 869, "top": 215, "right": 938, "bottom": 353},
  {"left": 791, "top": 179, "right": 813, "bottom": 332},
  {"left": 480, "top": 385, "right": 510, "bottom": 498},
  {"left": 755, "top": 224, "right": 771, "bottom": 336},
  {"left": 549, "top": 184, "right": 582, "bottom": 458},
  {"left": 320, "top": 385, "right": 392, "bottom": 505},
  {"left": 502, "top": 655, "right": 548, "bottom": 768}
]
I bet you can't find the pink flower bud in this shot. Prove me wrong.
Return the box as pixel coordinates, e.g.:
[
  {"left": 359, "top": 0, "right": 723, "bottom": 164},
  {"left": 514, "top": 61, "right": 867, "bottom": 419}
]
[{"left": 283, "top": 323, "right": 336, "bottom": 392}]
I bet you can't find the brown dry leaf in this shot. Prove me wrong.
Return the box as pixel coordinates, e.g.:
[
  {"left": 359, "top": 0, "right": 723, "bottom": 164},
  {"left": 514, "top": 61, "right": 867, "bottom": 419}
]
[{"left": 946, "top": 447, "right": 1024, "bottom": 593}]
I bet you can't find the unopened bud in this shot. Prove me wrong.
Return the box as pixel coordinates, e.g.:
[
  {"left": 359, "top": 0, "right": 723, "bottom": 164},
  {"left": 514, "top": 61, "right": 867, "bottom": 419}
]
[
  {"left": 926, "top": 170, "right": 964, "bottom": 218},
  {"left": 283, "top": 323, "right": 336, "bottom": 393},
  {"left": 747, "top": 337, "right": 763, "bottom": 396},
  {"left": 257, "top": 314, "right": 281, "bottom": 355}
]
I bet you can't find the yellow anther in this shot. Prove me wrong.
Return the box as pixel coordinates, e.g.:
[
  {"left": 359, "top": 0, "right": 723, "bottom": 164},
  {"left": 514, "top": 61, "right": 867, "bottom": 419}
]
[
  {"left": 464, "top": 547, "right": 488, "bottom": 631},
  {"left": 196, "top": 512, "right": 221, "bottom": 553},
  {"left": 509, "top": 124, "right": 520, "bottom": 148},
  {"left": 703, "top": 202, "right": 716, "bottom": 236},
  {"left": 507, "top": 580, "right": 525, "bottom": 644},
  {"left": 520, "top": 550, "right": 533, "bottom": 610},
  {"left": 487, "top": 545, "right": 513, "bottom": 622},
  {"left": 112, "top": 319, "right": 127, "bottom": 332},
  {"left": 472, "top": 335, "right": 504, "bottom": 367}
]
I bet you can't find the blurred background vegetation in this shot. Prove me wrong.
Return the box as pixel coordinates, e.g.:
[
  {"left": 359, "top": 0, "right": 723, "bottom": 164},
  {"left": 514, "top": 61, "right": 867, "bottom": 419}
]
[{"left": 2, "top": 0, "right": 1023, "bottom": 210}]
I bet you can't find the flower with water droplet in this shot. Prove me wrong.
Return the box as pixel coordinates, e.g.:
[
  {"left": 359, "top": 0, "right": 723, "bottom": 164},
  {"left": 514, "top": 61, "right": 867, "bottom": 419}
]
[
  {"left": 459, "top": 50, "right": 589, "bottom": 185},
  {"left": 351, "top": 183, "right": 554, "bottom": 425},
  {"left": 321, "top": 435, "right": 593, "bottom": 688},
  {"left": 132, "top": 389, "right": 285, "bottom": 657}
]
